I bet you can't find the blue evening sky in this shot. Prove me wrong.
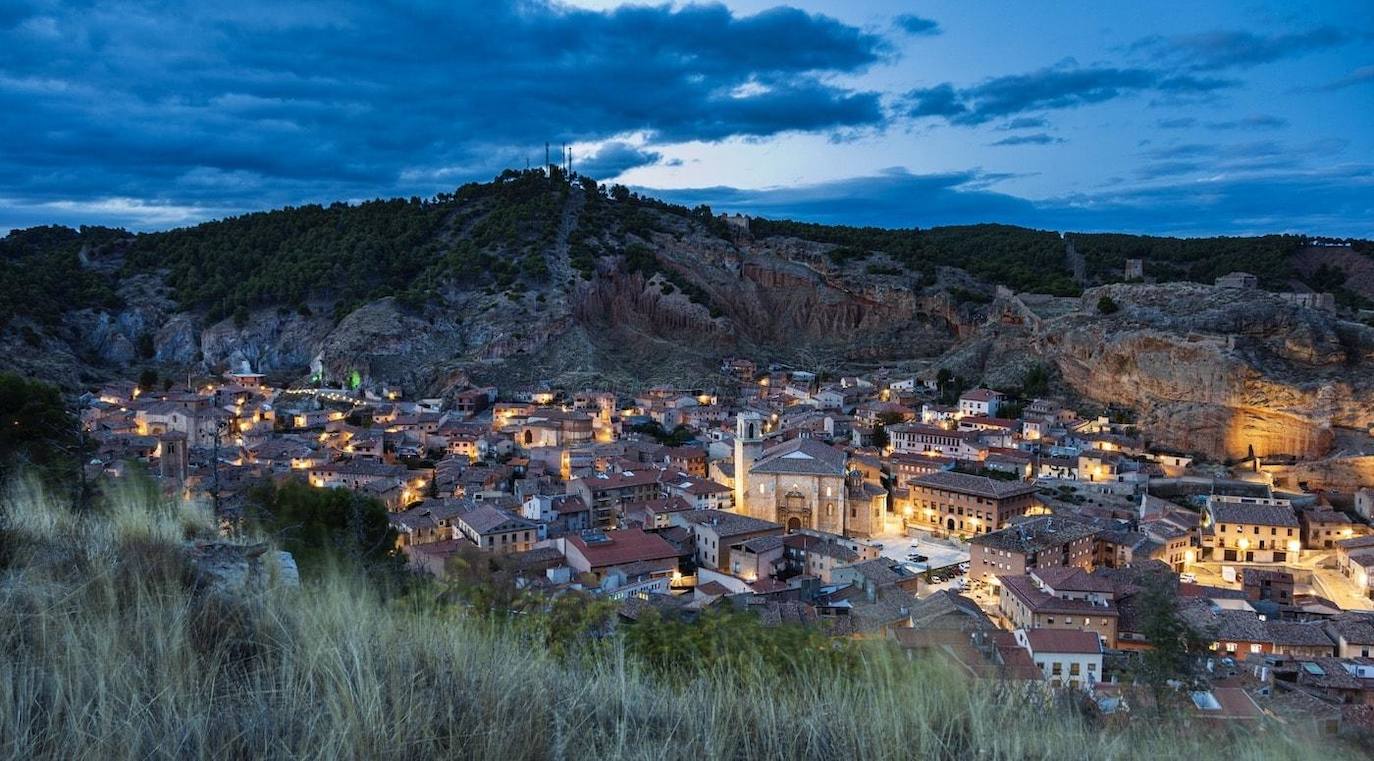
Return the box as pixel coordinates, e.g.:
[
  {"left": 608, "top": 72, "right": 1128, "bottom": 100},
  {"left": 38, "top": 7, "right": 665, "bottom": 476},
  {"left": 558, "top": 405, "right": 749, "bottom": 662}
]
[{"left": 1, "top": 0, "right": 1371, "bottom": 235}]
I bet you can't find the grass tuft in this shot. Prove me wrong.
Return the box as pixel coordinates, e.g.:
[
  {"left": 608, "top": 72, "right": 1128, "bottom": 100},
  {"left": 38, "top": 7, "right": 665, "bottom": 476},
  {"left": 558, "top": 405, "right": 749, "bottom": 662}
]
[{"left": 0, "top": 483, "right": 1353, "bottom": 760}]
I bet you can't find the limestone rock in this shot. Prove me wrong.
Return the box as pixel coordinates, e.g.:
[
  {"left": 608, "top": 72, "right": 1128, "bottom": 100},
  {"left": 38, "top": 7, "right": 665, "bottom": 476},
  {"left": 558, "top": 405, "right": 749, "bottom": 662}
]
[{"left": 187, "top": 541, "right": 300, "bottom": 597}]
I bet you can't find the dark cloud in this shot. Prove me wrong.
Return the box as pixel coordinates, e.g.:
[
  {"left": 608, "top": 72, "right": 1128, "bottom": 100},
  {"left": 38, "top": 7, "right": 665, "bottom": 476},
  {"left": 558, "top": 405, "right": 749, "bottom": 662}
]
[
  {"left": 905, "top": 84, "right": 967, "bottom": 118},
  {"left": 989, "top": 133, "right": 1063, "bottom": 146},
  {"left": 0, "top": 0, "right": 887, "bottom": 228},
  {"left": 643, "top": 165, "right": 1374, "bottom": 236},
  {"left": 894, "top": 14, "right": 940, "bottom": 36},
  {"left": 1129, "top": 28, "right": 1352, "bottom": 71},
  {"left": 576, "top": 142, "right": 662, "bottom": 180},
  {"left": 905, "top": 66, "right": 1235, "bottom": 125}
]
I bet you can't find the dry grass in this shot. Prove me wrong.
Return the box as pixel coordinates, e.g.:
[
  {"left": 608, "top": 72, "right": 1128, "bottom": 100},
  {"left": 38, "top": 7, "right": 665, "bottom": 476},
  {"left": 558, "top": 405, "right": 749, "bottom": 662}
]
[{"left": 0, "top": 484, "right": 1351, "bottom": 760}]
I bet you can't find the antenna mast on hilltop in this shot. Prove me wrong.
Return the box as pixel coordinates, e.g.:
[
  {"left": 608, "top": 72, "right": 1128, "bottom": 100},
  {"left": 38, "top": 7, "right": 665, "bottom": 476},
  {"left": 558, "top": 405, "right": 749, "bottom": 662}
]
[{"left": 545, "top": 142, "right": 550, "bottom": 172}]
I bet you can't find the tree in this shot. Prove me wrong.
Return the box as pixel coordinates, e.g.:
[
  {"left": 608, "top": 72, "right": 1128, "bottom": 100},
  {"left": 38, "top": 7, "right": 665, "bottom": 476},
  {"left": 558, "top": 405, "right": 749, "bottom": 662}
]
[
  {"left": 1097, "top": 295, "right": 1120, "bottom": 314},
  {"left": 138, "top": 368, "right": 159, "bottom": 392},
  {"left": 245, "top": 480, "right": 399, "bottom": 579},
  {"left": 0, "top": 373, "right": 78, "bottom": 486},
  {"left": 872, "top": 422, "right": 889, "bottom": 449},
  {"left": 1136, "top": 575, "right": 1209, "bottom": 704},
  {"left": 1022, "top": 364, "right": 1050, "bottom": 397},
  {"left": 938, "top": 373, "right": 968, "bottom": 406},
  {"left": 136, "top": 332, "right": 156, "bottom": 359}
]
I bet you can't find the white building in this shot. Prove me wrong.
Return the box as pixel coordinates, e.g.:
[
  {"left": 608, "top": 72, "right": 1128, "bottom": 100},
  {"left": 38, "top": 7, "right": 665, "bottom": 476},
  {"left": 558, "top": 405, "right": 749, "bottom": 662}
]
[
  {"left": 1016, "top": 628, "right": 1103, "bottom": 690},
  {"left": 958, "top": 389, "right": 1003, "bottom": 418}
]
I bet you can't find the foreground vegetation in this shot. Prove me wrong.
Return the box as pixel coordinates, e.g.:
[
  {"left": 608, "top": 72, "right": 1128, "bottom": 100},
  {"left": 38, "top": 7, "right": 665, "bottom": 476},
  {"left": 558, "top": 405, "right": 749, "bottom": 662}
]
[{"left": 0, "top": 482, "right": 1352, "bottom": 760}]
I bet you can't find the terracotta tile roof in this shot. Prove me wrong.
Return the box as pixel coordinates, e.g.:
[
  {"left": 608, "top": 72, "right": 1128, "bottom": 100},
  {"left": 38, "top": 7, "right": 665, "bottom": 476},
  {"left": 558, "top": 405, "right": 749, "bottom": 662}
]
[
  {"left": 972, "top": 516, "right": 1098, "bottom": 553},
  {"left": 457, "top": 506, "right": 536, "bottom": 535},
  {"left": 566, "top": 528, "right": 678, "bottom": 569},
  {"left": 1207, "top": 502, "right": 1298, "bottom": 527},
  {"left": 910, "top": 470, "right": 1037, "bottom": 500},
  {"left": 960, "top": 389, "right": 1003, "bottom": 402},
  {"left": 1031, "top": 566, "right": 1118, "bottom": 594},
  {"left": 749, "top": 438, "right": 847, "bottom": 476},
  {"left": 1023, "top": 628, "right": 1102, "bottom": 655},
  {"left": 907, "top": 590, "right": 994, "bottom": 632},
  {"left": 1326, "top": 613, "right": 1374, "bottom": 645},
  {"left": 999, "top": 575, "right": 1119, "bottom": 618},
  {"left": 683, "top": 509, "right": 781, "bottom": 538},
  {"left": 1264, "top": 622, "right": 1335, "bottom": 649}
]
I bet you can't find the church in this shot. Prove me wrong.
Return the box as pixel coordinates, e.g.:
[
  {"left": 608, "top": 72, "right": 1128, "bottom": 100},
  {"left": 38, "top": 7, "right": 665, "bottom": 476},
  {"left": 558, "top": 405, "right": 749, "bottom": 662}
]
[{"left": 733, "top": 413, "right": 887, "bottom": 538}]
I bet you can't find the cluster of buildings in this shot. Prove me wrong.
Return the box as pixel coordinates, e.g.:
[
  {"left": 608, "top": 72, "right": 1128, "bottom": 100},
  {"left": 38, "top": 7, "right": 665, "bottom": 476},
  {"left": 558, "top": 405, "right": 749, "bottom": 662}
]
[{"left": 80, "top": 356, "right": 1374, "bottom": 736}]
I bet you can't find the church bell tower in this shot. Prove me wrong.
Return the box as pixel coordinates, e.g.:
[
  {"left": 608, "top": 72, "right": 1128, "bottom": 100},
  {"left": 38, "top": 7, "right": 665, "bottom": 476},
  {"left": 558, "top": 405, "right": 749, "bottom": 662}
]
[{"left": 733, "top": 412, "right": 764, "bottom": 514}]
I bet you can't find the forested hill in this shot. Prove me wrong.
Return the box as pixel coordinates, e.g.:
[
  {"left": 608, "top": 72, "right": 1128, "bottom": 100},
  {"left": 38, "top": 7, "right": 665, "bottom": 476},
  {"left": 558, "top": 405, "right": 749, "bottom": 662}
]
[{"left": 4, "top": 170, "right": 1371, "bottom": 332}]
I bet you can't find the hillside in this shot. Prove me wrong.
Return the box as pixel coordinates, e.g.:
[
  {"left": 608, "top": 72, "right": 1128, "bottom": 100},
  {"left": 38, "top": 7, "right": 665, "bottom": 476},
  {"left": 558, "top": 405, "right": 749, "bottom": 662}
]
[
  {"left": 5, "top": 170, "right": 1374, "bottom": 459},
  {"left": 0, "top": 483, "right": 1350, "bottom": 760}
]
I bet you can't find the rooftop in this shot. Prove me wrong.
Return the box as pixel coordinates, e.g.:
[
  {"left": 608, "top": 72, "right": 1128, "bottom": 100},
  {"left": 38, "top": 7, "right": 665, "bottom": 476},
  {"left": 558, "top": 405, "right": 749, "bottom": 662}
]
[
  {"left": 566, "top": 528, "right": 679, "bottom": 569},
  {"left": 1207, "top": 502, "right": 1299, "bottom": 528},
  {"left": 458, "top": 505, "right": 536, "bottom": 535},
  {"left": 910, "top": 470, "right": 1038, "bottom": 500},
  {"left": 1022, "top": 628, "right": 1102, "bottom": 655},
  {"left": 749, "top": 438, "right": 847, "bottom": 477},
  {"left": 971, "top": 516, "right": 1099, "bottom": 553},
  {"left": 684, "top": 509, "right": 782, "bottom": 538}
]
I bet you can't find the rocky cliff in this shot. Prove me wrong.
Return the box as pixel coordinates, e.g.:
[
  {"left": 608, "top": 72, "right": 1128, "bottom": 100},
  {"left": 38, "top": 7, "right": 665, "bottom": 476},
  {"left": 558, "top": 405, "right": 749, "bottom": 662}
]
[
  {"left": 6, "top": 182, "right": 1372, "bottom": 465},
  {"left": 1035, "top": 284, "right": 1374, "bottom": 460}
]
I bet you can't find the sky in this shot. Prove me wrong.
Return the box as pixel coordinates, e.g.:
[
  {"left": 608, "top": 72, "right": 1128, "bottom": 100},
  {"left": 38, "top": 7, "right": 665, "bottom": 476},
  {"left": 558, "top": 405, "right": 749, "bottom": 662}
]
[{"left": 1, "top": 0, "right": 1372, "bottom": 236}]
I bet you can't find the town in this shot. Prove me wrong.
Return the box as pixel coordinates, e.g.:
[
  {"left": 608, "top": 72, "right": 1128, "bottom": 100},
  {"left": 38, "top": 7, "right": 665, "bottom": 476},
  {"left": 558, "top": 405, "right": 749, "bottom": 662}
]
[{"left": 82, "top": 337, "right": 1374, "bottom": 734}]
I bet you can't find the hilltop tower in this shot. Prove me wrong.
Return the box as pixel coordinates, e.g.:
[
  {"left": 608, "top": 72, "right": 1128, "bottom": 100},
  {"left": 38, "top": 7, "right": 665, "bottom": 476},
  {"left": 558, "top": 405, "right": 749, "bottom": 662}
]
[{"left": 733, "top": 412, "right": 764, "bottom": 514}]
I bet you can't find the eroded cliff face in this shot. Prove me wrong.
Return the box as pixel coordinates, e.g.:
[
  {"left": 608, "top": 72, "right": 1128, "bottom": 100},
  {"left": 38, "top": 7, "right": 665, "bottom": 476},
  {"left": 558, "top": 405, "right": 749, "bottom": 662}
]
[
  {"left": 566, "top": 232, "right": 957, "bottom": 367},
  {"left": 15, "top": 198, "right": 1373, "bottom": 470},
  {"left": 1035, "top": 284, "right": 1374, "bottom": 460}
]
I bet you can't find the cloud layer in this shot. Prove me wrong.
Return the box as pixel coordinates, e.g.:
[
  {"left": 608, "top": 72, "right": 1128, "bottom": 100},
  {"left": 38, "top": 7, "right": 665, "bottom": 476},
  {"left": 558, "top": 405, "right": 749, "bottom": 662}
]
[
  {"left": 905, "top": 66, "right": 1234, "bottom": 125},
  {"left": 646, "top": 164, "right": 1374, "bottom": 237},
  {"left": 0, "top": 1, "right": 886, "bottom": 222},
  {"left": 0, "top": 2, "right": 1368, "bottom": 237}
]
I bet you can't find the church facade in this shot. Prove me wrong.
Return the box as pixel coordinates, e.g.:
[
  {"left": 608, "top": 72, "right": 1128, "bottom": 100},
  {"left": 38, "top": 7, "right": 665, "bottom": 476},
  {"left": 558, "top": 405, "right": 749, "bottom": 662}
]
[{"left": 733, "top": 413, "right": 886, "bottom": 538}]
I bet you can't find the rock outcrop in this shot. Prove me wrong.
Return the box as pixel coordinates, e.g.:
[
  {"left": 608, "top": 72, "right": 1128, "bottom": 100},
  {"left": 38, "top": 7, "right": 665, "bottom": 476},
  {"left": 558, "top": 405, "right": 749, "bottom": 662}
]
[
  {"left": 1034, "top": 283, "right": 1374, "bottom": 460},
  {"left": 188, "top": 541, "right": 300, "bottom": 596},
  {"left": 9, "top": 197, "right": 1372, "bottom": 467}
]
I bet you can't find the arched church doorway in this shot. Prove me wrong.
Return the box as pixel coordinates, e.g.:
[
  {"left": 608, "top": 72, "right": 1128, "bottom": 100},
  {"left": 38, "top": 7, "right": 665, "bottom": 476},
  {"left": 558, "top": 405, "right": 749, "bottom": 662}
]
[{"left": 787, "top": 517, "right": 801, "bottom": 532}]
